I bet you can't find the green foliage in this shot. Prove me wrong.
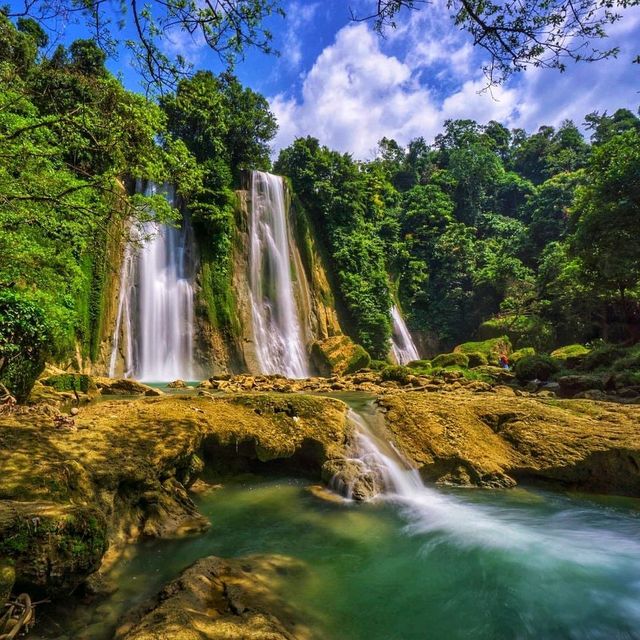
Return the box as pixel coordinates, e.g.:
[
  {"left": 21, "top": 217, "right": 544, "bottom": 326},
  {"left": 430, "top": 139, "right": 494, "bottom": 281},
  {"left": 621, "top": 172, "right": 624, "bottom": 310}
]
[
  {"left": 41, "top": 373, "right": 95, "bottom": 393},
  {"left": 514, "top": 355, "right": 560, "bottom": 382},
  {"left": 381, "top": 365, "right": 412, "bottom": 384},
  {"left": 0, "top": 289, "right": 51, "bottom": 401},
  {"left": 510, "top": 347, "right": 536, "bottom": 363},
  {"left": 431, "top": 352, "right": 469, "bottom": 368}
]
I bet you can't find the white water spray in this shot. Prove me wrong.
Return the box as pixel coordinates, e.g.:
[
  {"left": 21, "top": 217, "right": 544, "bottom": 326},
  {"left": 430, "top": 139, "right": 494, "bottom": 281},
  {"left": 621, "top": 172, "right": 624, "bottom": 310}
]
[
  {"left": 109, "top": 182, "right": 196, "bottom": 381},
  {"left": 347, "top": 408, "right": 640, "bottom": 566},
  {"left": 248, "top": 171, "right": 309, "bottom": 378},
  {"left": 390, "top": 305, "right": 420, "bottom": 364}
]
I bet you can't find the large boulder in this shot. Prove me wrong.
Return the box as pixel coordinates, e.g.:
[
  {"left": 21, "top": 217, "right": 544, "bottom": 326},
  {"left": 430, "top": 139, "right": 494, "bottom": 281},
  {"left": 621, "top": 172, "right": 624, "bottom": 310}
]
[
  {"left": 321, "top": 459, "right": 380, "bottom": 501},
  {"left": 454, "top": 336, "right": 512, "bottom": 365},
  {"left": 431, "top": 352, "right": 469, "bottom": 368},
  {"left": 95, "top": 377, "right": 163, "bottom": 396},
  {"left": 557, "top": 375, "right": 604, "bottom": 397},
  {"left": 311, "top": 335, "right": 370, "bottom": 376},
  {"left": 116, "top": 555, "right": 310, "bottom": 640}
]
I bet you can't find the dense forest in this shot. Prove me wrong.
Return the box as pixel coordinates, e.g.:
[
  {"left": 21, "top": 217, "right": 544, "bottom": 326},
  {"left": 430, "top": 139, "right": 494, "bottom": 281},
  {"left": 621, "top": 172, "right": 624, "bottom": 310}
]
[{"left": 1, "top": 11, "right": 639, "bottom": 398}]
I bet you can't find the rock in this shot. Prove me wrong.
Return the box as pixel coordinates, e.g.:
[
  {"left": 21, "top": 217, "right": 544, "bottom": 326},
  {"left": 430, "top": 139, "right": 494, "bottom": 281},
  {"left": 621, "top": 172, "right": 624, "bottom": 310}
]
[
  {"left": 493, "top": 385, "right": 516, "bottom": 396},
  {"left": 116, "top": 555, "right": 310, "bottom": 640},
  {"left": 474, "top": 365, "right": 516, "bottom": 384},
  {"left": 167, "top": 379, "right": 187, "bottom": 389},
  {"left": 321, "top": 459, "right": 380, "bottom": 501},
  {"left": 0, "top": 394, "right": 351, "bottom": 597},
  {"left": 432, "top": 352, "right": 469, "bottom": 368},
  {"left": 557, "top": 375, "right": 604, "bottom": 397},
  {"left": 70, "top": 407, "right": 79, "bottom": 416},
  {"left": 197, "top": 379, "right": 213, "bottom": 389},
  {"left": 95, "top": 378, "right": 161, "bottom": 396},
  {"left": 453, "top": 336, "right": 512, "bottom": 363},
  {"left": 311, "top": 335, "right": 371, "bottom": 376},
  {"left": 617, "top": 387, "right": 640, "bottom": 399},
  {"left": 536, "top": 389, "right": 556, "bottom": 398},
  {"left": 380, "top": 393, "right": 640, "bottom": 495},
  {"left": 575, "top": 389, "right": 607, "bottom": 400},
  {"left": 525, "top": 379, "right": 542, "bottom": 393}
]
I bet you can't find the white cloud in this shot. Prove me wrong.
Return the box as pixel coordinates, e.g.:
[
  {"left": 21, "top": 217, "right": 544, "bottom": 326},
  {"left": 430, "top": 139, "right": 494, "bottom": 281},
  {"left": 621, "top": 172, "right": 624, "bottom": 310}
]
[
  {"left": 282, "top": 1, "right": 321, "bottom": 70},
  {"left": 269, "top": 6, "right": 640, "bottom": 157},
  {"left": 269, "top": 23, "right": 519, "bottom": 157}
]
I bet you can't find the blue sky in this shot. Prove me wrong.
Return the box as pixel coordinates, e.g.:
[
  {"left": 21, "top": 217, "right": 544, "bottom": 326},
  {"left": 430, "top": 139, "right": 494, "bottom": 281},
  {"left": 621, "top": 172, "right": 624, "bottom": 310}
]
[{"left": 13, "top": 0, "right": 640, "bottom": 158}]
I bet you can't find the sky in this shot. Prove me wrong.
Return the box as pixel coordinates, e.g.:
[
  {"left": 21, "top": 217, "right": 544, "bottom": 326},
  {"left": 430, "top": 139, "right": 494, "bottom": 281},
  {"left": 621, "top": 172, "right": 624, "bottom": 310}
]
[{"left": 11, "top": 0, "right": 640, "bottom": 159}]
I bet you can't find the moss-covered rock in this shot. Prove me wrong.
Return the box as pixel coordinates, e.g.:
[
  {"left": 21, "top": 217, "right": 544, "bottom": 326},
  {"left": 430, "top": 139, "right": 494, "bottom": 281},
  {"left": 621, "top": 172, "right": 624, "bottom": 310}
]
[
  {"left": 432, "top": 352, "right": 469, "bottom": 368},
  {"left": 551, "top": 344, "right": 591, "bottom": 361},
  {"left": 311, "top": 335, "right": 370, "bottom": 376},
  {"left": 407, "top": 359, "right": 431, "bottom": 369},
  {"left": 510, "top": 347, "right": 535, "bottom": 364},
  {"left": 41, "top": 373, "right": 97, "bottom": 394},
  {"left": 381, "top": 393, "right": 640, "bottom": 494},
  {"left": 514, "top": 354, "right": 560, "bottom": 382},
  {"left": 454, "top": 336, "right": 512, "bottom": 364},
  {"left": 557, "top": 375, "right": 605, "bottom": 397},
  {"left": 380, "top": 365, "right": 412, "bottom": 385},
  {"left": 466, "top": 352, "right": 489, "bottom": 368},
  {"left": 579, "top": 344, "right": 628, "bottom": 372}
]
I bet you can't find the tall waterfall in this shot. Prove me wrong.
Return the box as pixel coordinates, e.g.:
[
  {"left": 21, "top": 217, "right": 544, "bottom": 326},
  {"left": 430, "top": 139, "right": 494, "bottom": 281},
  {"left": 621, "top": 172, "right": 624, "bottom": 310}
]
[
  {"left": 109, "top": 182, "right": 196, "bottom": 381},
  {"left": 390, "top": 305, "right": 420, "bottom": 364},
  {"left": 248, "top": 171, "right": 309, "bottom": 378}
]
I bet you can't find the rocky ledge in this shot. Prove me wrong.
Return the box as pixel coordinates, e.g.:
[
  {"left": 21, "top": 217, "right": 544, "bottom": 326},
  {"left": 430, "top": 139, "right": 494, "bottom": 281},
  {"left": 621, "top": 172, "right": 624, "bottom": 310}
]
[
  {"left": 115, "top": 555, "right": 311, "bottom": 640},
  {"left": 381, "top": 392, "right": 640, "bottom": 493},
  {"left": 0, "top": 394, "right": 350, "bottom": 600}
]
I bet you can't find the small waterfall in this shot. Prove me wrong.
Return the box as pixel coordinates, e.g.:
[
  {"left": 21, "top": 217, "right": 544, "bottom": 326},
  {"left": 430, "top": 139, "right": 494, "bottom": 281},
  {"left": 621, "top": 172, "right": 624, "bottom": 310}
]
[
  {"left": 346, "top": 409, "right": 640, "bottom": 563},
  {"left": 390, "top": 305, "right": 420, "bottom": 364},
  {"left": 248, "top": 170, "right": 309, "bottom": 378},
  {"left": 109, "top": 182, "right": 196, "bottom": 381}
]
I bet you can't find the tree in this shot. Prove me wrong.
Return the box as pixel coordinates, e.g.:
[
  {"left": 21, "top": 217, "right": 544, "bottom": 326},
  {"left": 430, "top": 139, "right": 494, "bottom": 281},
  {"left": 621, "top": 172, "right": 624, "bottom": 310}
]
[
  {"left": 4, "top": 0, "right": 283, "bottom": 90},
  {"left": 354, "top": 0, "right": 636, "bottom": 85},
  {"left": 572, "top": 129, "right": 640, "bottom": 335}
]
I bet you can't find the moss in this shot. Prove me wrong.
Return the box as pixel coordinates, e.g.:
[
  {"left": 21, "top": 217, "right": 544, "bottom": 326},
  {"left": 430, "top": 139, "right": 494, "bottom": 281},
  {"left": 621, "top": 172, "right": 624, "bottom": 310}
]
[
  {"left": 432, "top": 352, "right": 469, "bottom": 368},
  {"left": 381, "top": 365, "right": 412, "bottom": 384},
  {"left": 580, "top": 344, "right": 629, "bottom": 371},
  {"left": 551, "top": 344, "right": 591, "bottom": 360},
  {"left": 0, "top": 560, "right": 15, "bottom": 606},
  {"left": 454, "top": 336, "right": 512, "bottom": 362},
  {"left": 466, "top": 352, "right": 489, "bottom": 368},
  {"left": 407, "top": 359, "right": 431, "bottom": 369},
  {"left": 41, "top": 373, "right": 96, "bottom": 394},
  {"left": 510, "top": 347, "right": 535, "bottom": 364},
  {"left": 514, "top": 355, "right": 560, "bottom": 382},
  {"left": 368, "top": 359, "right": 388, "bottom": 371},
  {"left": 311, "top": 336, "right": 370, "bottom": 376}
]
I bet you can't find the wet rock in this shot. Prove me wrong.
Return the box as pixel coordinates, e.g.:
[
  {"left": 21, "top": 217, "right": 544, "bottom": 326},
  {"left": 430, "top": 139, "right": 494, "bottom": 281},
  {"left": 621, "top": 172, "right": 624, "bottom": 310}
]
[
  {"left": 167, "top": 379, "right": 187, "bottom": 389},
  {"left": 557, "top": 375, "right": 604, "bottom": 397},
  {"left": 116, "top": 555, "right": 311, "bottom": 640},
  {"left": 311, "top": 335, "right": 370, "bottom": 376},
  {"left": 321, "top": 459, "right": 380, "bottom": 501},
  {"left": 95, "top": 378, "right": 161, "bottom": 396}
]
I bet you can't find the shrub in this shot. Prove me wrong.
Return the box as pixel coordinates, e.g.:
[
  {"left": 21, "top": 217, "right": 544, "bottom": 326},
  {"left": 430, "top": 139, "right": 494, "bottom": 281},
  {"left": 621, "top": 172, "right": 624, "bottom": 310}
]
[
  {"left": 431, "top": 352, "right": 469, "bottom": 368},
  {"left": 514, "top": 355, "right": 560, "bottom": 382},
  {"left": 368, "top": 359, "right": 388, "bottom": 371},
  {"left": 477, "top": 315, "right": 555, "bottom": 351},
  {"left": 579, "top": 344, "right": 628, "bottom": 371},
  {"left": 381, "top": 365, "right": 412, "bottom": 384},
  {"left": 41, "top": 374, "right": 96, "bottom": 393},
  {"left": 407, "top": 359, "right": 431, "bottom": 369},
  {"left": 0, "top": 290, "right": 52, "bottom": 402}
]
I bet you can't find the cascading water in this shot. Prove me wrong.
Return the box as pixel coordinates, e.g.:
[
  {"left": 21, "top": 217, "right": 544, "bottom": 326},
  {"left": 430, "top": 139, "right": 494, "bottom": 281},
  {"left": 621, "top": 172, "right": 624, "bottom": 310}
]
[
  {"left": 346, "top": 407, "right": 640, "bottom": 565},
  {"left": 109, "top": 182, "right": 196, "bottom": 381},
  {"left": 248, "top": 170, "right": 309, "bottom": 378},
  {"left": 390, "top": 305, "right": 420, "bottom": 364}
]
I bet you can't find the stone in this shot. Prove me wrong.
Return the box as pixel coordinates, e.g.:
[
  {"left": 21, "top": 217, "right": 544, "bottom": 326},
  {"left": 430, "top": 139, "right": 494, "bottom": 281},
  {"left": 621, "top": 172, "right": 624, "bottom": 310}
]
[
  {"left": 321, "top": 459, "right": 380, "bottom": 501},
  {"left": 167, "top": 379, "right": 187, "bottom": 388},
  {"left": 557, "top": 375, "right": 604, "bottom": 397},
  {"left": 311, "top": 335, "right": 371, "bottom": 376},
  {"left": 95, "top": 378, "right": 160, "bottom": 396},
  {"left": 116, "top": 555, "right": 310, "bottom": 640}
]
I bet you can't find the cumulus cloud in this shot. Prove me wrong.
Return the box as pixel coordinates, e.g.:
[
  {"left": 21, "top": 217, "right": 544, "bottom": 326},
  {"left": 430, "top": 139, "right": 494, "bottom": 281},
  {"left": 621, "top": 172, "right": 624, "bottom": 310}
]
[
  {"left": 269, "top": 6, "right": 640, "bottom": 157},
  {"left": 282, "top": 1, "right": 321, "bottom": 70},
  {"left": 269, "top": 23, "right": 518, "bottom": 157}
]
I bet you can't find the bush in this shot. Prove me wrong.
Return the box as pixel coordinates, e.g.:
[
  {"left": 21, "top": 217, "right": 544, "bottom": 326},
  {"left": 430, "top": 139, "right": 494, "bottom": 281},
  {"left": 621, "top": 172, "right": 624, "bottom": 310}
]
[
  {"left": 514, "top": 354, "right": 560, "bottom": 382},
  {"left": 579, "top": 343, "right": 628, "bottom": 371},
  {"left": 431, "top": 352, "right": 469, "bottom": 368},
  {"left": 368, "top": 359, "right": 388, "bottom": 371},
  {"left": 477, "top": 315, "right": 555, "bottom": 351},
  {"left": 381, "top": 365, "right": 412, "bottom": 384},
  {"left": 0, "top": 290, "right": 51, "bottom": 402},
  {"left": 510, "top": 347, "right": 535, "bottom": 364},
  {"left": 407, "top": 359, "right": 431, "bottom": 369}
]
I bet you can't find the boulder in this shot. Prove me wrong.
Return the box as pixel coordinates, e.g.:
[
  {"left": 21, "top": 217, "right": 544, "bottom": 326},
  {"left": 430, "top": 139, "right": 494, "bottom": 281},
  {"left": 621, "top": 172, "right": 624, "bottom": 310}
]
[
  {"left": 95, "top": 378, "right": 163, "bottom": 396},
  {"left": 116, "top": 555, "right": 310, "bottom": 640},
  {"left": 167, "top": 379, "right": 187, "bottom": 388},
  {"left": 321, "top": 459, "right": 380, "bottom": 501},
  {"left": 557, "top": 375, "right": 604, "bottom": 397},
  {"left": 311, "top": 335, "right": 370, "bottom": 376},
  {"left": 454, "top": 336, "right": 512, "bottom": 363},
  {"left": 431, "top": 352, "right": 469, "bottom": 368}
]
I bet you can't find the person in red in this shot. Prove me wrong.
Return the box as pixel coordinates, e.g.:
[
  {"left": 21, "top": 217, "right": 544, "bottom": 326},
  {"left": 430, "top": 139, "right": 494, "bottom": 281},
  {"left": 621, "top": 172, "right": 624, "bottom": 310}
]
[{"left": 498, "top": 354, "right": 510, "bottom": 370}]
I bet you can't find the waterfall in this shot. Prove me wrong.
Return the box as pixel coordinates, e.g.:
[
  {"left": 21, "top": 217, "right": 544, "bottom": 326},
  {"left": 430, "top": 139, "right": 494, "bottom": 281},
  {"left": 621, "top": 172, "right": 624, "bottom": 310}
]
[
  {"left": 346, "top": 409, "right": 640, "bottom": 563},
  {"left": 109, "top": 182, "right": 196, "bottom": 381},
  {"left": 390, "top": 305, "right": 420, "bottom": 364},
  {"left": 248, "top": 170, "right": 309, "bottom": 378}
]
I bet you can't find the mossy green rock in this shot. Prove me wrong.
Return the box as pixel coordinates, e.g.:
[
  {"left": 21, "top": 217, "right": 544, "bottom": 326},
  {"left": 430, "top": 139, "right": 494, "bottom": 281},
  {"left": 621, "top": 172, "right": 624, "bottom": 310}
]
[
  {"left": 514, "top": 355, "right": 560, "bottom": 382},
  {"left": 311, "top": 335, "right": 370, "bottom": 375},
  {"left": 551, "top": 344, "right": 591, "bottom": 360},
  {"left": 454, "top": 336, "right": 512, "bottom": 363},
  {"left": 407, "top": 359, "right": 431, "bottom": 369},
  {"left": 41, "top": 373, "right": 97, "bottom": 394},
  {"left": 381, "top": 365, "right": 412, "bottom": 384},
  {"left": 510, "top": 347, "right": 535, "bottom": 364},
  {"left": 466, "top": 352, "right": 489, "bottom": 368},
  {"left": 432, "top": 352, "right": 469, "bottom": 368}
]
